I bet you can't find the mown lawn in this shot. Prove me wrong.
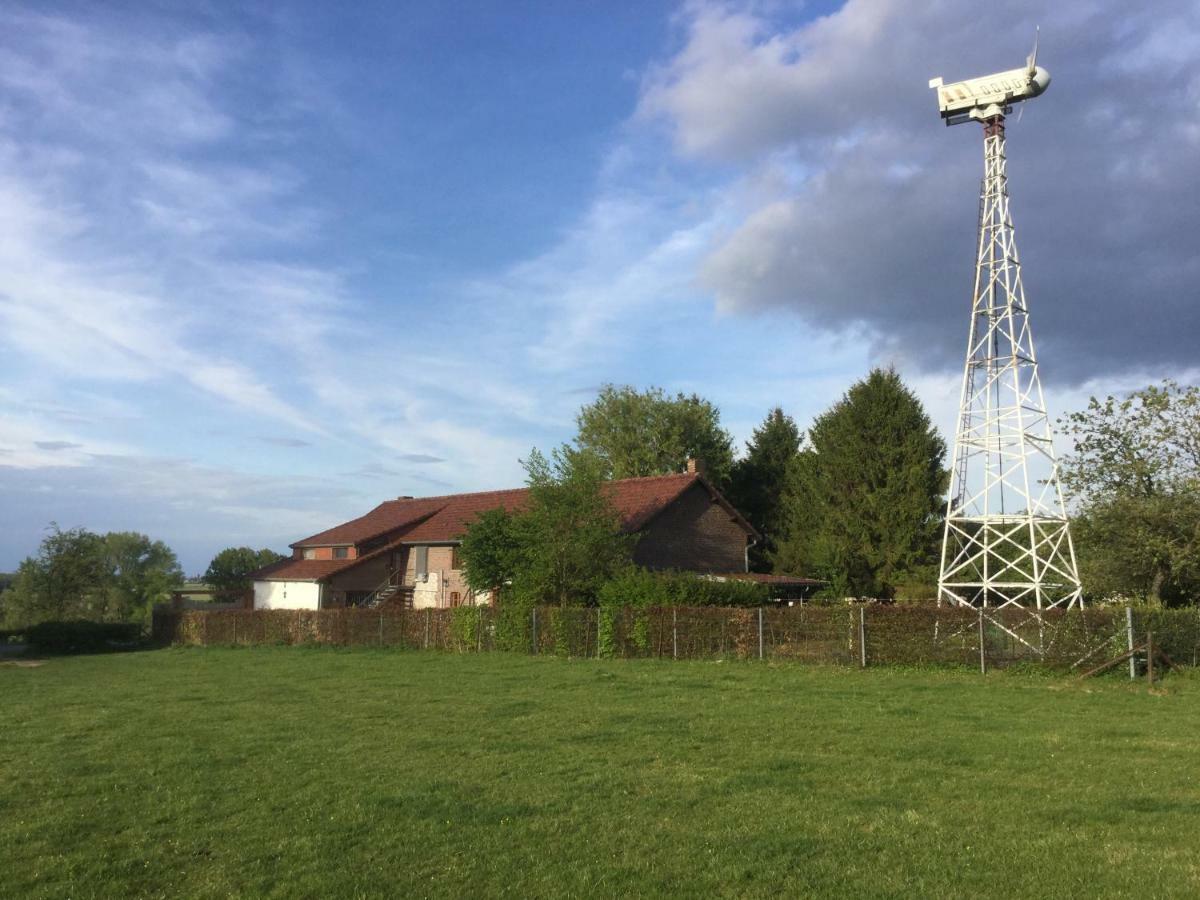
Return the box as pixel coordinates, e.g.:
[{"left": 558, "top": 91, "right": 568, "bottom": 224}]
[{"left": 2, "top": 649, "right": 1198, "bottom": 898}]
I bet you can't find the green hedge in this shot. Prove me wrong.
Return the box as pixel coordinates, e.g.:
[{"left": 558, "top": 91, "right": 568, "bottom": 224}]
[
  {"left": 26, "top": 621, "right": 144, "bottom": 654},
  {"left": 597, "top": 568, "right": 769, "bottom": 610}
]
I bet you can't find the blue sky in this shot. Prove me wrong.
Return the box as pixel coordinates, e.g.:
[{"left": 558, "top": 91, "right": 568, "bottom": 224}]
[{"left": 2, "top": 1, "right": 1197, "bottom": 573}]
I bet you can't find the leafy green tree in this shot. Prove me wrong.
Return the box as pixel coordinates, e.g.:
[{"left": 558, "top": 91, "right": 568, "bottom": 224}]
[
  {"left": 727, "top": 407, "right": 803, "bottom": 571},
  {"left": 4, "top": 526, "right": 109, "bottom": 624},
  {"left": 774, "top": 369, "right": 948, "bottom": 598},
  {"left": 102, "top": 532, "right": 183, "bottom": 620},
  {"left": 1060, "top": 381, "right": 1200, "bottom": 605},
  {"left": 510, "top": 447, "right": 636, "bottom": 607},
  {"left": 2, "top": 526, "right": 182, "bottom": 625},
  {"left": 574, "top": 384, "right": 735, "bottom": 486},
  {"left": 459, "top": 507, "right": 521, "bottom": 596},
  {"left": 204, "top": 547, "right": 285, "bottom": 603},
  {"left": 460, "top": 447, "right": 634, "bottom": 610}
]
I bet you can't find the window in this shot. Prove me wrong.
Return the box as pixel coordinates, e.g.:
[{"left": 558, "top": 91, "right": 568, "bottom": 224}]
[
  {"left": 415, "top": 545, "right": 429, "bottom": 581},
  {"left": 333, "top": 547, "right": 349, "bottom": 559},
  {"left": 302, "top": 548, "right": 316, "bottom": 560}
]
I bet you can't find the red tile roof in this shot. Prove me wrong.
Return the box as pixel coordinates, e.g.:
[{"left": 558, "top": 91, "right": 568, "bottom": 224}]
[
  {"left": 253, "top": 558, "right": 356, "bottom": 582},
  {"left": 279, "top": 472, "right": 757, "bottom": 584},
  {"left": 292, "top": 497, "right": 447, "bottom": 548}
]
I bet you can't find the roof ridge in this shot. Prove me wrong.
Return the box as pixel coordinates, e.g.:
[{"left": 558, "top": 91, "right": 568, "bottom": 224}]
[
  {"left": 382, "top": 471, "right": 695, "bottom": 505},
  {"left": 381, "top": 486, "right": 530, "bottom": 504}
]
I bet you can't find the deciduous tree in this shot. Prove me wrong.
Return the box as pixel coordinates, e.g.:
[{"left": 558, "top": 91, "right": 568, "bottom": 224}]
[
  {"left": 204, "top": 547, "right": 284, "bottom": 603},
  {"left": 3, "top": 525, "right": 183, "bottom": 625},
  {"left": 574, "top": 384, "right": 735, "bottom": 487},
  {"left": 1060, "top": 381, "right": 1200, "bottom": 605},
  {"left": 460, "top": 447, "right": 634, "bottom": 609}
]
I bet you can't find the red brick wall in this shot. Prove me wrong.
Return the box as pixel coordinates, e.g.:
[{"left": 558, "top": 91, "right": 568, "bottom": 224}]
[
  {"left": 633, "top": 482, "right": 749, "bottom": 573},
  {"left": 295, "top": 546, "right": 357, "bottom": 561}
]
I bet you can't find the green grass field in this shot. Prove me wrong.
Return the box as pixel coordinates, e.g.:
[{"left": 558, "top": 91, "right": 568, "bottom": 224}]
[{"left": 3, "top": 649, "right": 1198, "bottom": 898}]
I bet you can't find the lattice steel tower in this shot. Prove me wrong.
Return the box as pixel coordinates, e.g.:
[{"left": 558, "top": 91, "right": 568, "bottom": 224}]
[{"left": 929, "top": 37, "right": 1082, "bottom": 611}]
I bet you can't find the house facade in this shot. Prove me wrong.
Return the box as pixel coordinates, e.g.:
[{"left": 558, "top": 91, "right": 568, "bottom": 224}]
[{"left": 252, "top": 464, "right": 758, "bottom": 610}]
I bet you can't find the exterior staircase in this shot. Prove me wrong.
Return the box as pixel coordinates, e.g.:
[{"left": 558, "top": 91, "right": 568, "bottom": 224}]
[{"left": 364, "top": 574, "right": 414, "bottom": 609}]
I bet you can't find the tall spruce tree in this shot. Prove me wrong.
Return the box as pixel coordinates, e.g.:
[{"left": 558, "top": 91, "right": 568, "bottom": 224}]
[
  {"left": 774, "top": 369, "right": 947, "bottom": 598},
  {"left": 728, "top": 407, "right": 803, "bottom": 571}
]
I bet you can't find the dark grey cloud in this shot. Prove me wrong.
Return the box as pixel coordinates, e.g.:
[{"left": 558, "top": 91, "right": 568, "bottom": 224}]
[
  {"left": 643, "top": 1, "right": 1200, "bottom": 383},
  {"left": 35, "top": 440, "right": 82, "bottom": 451}
]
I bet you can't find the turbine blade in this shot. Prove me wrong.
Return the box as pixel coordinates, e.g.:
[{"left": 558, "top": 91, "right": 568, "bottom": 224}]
[{"left": 1027, "top": 26, "right": 1039, "bottom": 75}]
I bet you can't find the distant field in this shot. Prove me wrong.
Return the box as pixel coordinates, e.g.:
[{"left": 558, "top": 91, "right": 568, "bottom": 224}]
[{"left": 2, "top": 650, "right": 1198, "bottom": 898}]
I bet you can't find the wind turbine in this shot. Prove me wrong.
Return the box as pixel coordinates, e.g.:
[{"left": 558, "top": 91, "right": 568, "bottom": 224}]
[{"left": 929, "top": 33, "right": 1083, "bottom": 632}]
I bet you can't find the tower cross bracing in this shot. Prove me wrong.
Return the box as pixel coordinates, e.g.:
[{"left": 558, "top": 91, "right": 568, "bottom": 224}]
[{"left": 937, "top": 115, "right": 1082, "bottom": 613}]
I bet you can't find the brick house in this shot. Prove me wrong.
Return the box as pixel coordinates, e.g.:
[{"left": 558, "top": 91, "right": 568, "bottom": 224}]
[{"left": 252, "top": 462, "right": 758, "bottom": 610}]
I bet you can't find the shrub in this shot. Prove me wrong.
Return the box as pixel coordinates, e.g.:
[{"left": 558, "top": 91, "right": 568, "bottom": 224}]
[
  {"left": 597, "top": 568, "right": 768, "bottom": 610},
  {"left": 26, "top": 620, "right": 143, "bottom": 654}
]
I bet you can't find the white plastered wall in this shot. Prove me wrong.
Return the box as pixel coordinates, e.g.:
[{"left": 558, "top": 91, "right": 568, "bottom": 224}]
[
  {"left": 254, "top": 580, "right": 322, "bottom": 610},
  {"left": 411, "top": 572, "right": 441, "bottom": 609}
]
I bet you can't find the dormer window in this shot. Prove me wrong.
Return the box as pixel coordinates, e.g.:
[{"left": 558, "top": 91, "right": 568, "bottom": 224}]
[
  {"left": 333, "top": 547, "right": 349, "bottom": 559},
  {"left": 302, "top": 548, "right": 316, "bottom": 560}
]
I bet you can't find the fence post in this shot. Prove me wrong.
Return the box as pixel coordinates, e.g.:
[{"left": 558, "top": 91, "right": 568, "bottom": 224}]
[
  {"left": 477, "top": 605, "right": 483, "bottom": 653},
  {"left": 672, "top": 607, "right": 678, "bottom": 660},
  {"left": 532, "top": 607, "right": 538, "bottom": 655},
  {"left": 858, "top": 607, "right": 867, "bottom": 668},
  {"left": 758, "top": 607, "right": 764, "bottom": 660},
  {"left": 597, "top": 609, "right": 602, "bottom": 659},
  {"left": 232, "top": 615, "right": 237, "bottom": 646},
  {"left": 1126, "top": 606, "right": 1136, "bottom": 681},
  {"left": 379, "top": 611, "right": 384, "bottom": 648},
  {"left": 1146, "top": 631, "right": 1154, "bottom": 685},
  {"left": 978, "top": 609, "right": 987, "bottom": 675},
  {"left": 424, "top": 609, "right": 430, "bottom": 650}
]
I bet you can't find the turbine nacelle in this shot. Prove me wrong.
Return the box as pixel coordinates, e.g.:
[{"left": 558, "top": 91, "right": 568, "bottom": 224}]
[{"left": 929, "top": 32, "right": 1049, "bottom": 125}]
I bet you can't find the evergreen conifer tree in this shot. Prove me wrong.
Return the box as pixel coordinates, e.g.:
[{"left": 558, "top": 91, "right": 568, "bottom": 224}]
[
  {"left": 728, "top": 407, "right": 803, "bottom": 571},
  {"left": 774, "top": 369, "right": 947, "bottom": 598}
]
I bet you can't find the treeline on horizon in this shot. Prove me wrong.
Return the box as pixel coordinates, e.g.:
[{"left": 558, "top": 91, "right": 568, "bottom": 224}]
[{"left": 3, "top": 370, "right": 1198, "bottom": 629}]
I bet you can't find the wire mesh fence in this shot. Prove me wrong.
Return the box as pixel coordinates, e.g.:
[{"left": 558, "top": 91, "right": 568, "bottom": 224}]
[{"left": 152, "top": 604, "right": 1200, "bottom": 673}]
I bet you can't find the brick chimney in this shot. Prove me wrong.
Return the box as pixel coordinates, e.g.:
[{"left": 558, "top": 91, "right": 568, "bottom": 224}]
[{"left": 686, "top": 457, "right": 706, "bottom": 476}]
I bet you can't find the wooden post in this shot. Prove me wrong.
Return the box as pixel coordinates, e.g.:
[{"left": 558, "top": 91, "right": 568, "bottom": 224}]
[
  {"left": 1126, "top": 606, "right": 1136, "bottom": 681},
  {"left": 424, "top": 609, "right": 430, "bottom": 650},
  {"left": 978, "top": 609, "right": 987, "bottom": 675},
  {"left": 477, "top": 605, "right": 483, "bottom": 653},
  {"left": 379, "top": 611, "right": 384, "bottom": 647},
  {"left": 232, "top": 615, "right": 237, "bottom": 646},
  {"left": 672, "top": 607, "right": 678, "bottom": 660},
  {"left": 758, "top": 607, "right": 764, "bottom": 660},
  {"left": 858, "top": 607, "right": 867, "bottom": 668},
  {"left": 1146, "top": 631, "right": 1154, "bottom": 685},
  {"left": 532, "top": 607, "right": 538, "bottom": 655}
]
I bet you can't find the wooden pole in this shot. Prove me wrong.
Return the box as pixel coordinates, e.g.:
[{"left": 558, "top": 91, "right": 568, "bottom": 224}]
[
  {"left": 858, "top": 607, "right": 867, "bottom": 668},
  {"left": 758, "top": 607, "right": 765, "bottom": 661},
  {"left": 532, "top": 608, "right": 538, "bottom": 655},
  {"left": 379, "top": 611, "right": 383, "bottom": 647},
  {"left": 672, "top": 607, "right": 677, "bottom": 660},
  {"left": 1126, "top": 606, "right": 1136, "bottom": 681},
  {"left": 1146, "top": 631, "right": 1154, "bottom": 685},
  {"left": 978, "top": 609, "right": 987, "bottom": 675}
]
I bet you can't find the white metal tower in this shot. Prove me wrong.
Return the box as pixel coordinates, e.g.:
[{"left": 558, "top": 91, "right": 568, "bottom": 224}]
[{"left": 930, "top": 38, "right": 1083, "bottom": 614}]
